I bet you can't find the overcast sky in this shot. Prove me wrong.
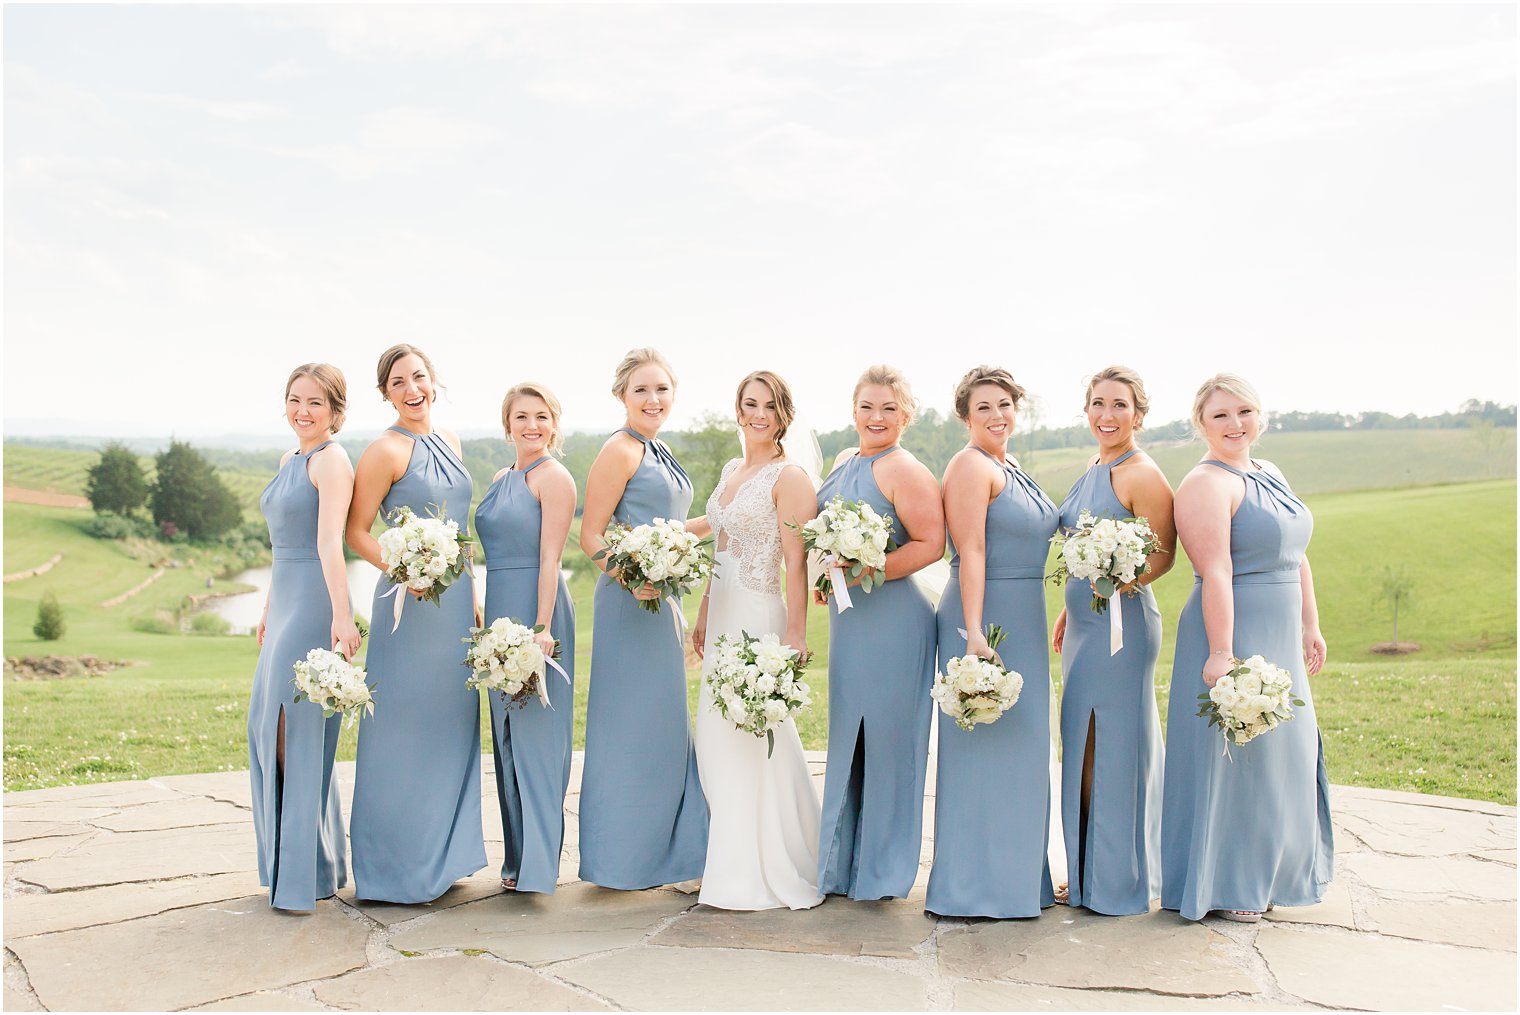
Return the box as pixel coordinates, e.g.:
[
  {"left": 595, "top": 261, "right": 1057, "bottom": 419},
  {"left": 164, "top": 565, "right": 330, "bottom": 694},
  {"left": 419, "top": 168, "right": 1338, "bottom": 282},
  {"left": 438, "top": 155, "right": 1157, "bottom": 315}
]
[{"left": 4, "top": 3, "right": 1515, "bottom": 441}]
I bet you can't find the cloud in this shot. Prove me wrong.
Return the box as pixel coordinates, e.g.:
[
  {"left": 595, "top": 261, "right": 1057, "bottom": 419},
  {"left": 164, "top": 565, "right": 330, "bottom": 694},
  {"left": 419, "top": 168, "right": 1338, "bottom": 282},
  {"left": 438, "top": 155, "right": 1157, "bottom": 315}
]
[
  {"left": 129, "top": 91, "right": 287, "bottom": 122},
  {"left": 725, "top": 122, "right": 900, "bottom": 210},
  {"left": 237, "top": 105, "right": 495, "bottom": 181}
]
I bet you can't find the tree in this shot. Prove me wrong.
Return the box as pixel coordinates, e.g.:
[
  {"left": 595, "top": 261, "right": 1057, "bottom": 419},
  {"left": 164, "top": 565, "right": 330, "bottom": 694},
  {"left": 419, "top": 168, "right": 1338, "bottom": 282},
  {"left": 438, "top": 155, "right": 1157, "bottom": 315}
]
[
  {"left": 85, "top": 442, "right": 148, "bottom": 514},
  {"left": 33, "top": 593, "right": 66, "bottom": 640},
  {"left": 149, "top": 441, "right": 242, "bottom": 539},
  {"left": 1375, "top": 565, "right": 1416, "bottom": 645}
]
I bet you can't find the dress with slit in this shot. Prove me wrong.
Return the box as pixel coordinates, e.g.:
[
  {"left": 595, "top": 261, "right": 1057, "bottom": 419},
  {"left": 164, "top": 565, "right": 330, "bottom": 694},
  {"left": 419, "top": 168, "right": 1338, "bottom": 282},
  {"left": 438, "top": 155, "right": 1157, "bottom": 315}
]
[
  {"left": 248, "top": 440, "right": 348, "bottom": 911},
  {"left": 815, "top": 447, "right": 936, "bottom": 900},
  {"left": 1056, "top": 449, "right": 1165, "bottom": 915}
]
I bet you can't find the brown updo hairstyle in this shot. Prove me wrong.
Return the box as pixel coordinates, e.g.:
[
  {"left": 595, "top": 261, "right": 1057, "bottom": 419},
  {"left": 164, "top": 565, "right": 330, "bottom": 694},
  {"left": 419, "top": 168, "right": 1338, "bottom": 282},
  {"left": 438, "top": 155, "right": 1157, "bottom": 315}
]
[
  {"left": 734, "top": 370, "right": 796, "bottom": 456},
  {"left": 952, "top": 365, "right": 1025, "bottom": 423},
  {"left": 852, "top": 364, "right": 919, "bottom": 427},
  {"left": 285, "top": 363, "right": 348, "bottom": 435},
  {"left": 1190, "top": 373, "right": 1266, "bottom": 439},
  {"left": 611, "top": 347, "right": 677, "bottom": 400},
  {"left": 375, "top": 343, "right": 441, "bottom": 403},
  {"left": 1084, "top": 364, "right": 1151, "bottom": 429},
  {"left": 500, "top": 382, "right": 566, "bottom": 457}
]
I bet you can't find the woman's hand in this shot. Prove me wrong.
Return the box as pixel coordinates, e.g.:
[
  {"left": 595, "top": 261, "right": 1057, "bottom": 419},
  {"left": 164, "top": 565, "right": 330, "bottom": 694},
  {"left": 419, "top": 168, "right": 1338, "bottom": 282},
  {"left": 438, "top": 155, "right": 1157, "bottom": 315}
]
[
  {"left": 812, "top": 587, "right": 829, "bottom": 606},
  {"left": 783, "top": 630, "right": 810, "bottom": 666},
  {"left": 257, "top": 610, "right": 268, "bottom": 646},
  {"left": 844, "top": 565, "right": 879, "bottom": 589},
  {"left": 631, "top": 582, "right": 661, "bottom": 602},
  {"left": 473, "top": 601, "right": 484, "bottom": 628},
  {"left": 331, "top": 617, "right": 361, "bottom": 660},
  {"left": 533, "top": 628, "right": 557, "bottom": 661},
  {"left": 966, "top": 631, "right": 1001, "bottom": 667},
  {"left": 1051, "top": 608, "right": 1067, "bottom": 654},
  {"left": 692, "top": 596, "right": 709, "bottom": 659},
  {"left": 1203, "top": 650, "right": 1234, "bottom": 688},
  {"left": 1303, "top": 627, "right": 1327, "bottom": 677}
]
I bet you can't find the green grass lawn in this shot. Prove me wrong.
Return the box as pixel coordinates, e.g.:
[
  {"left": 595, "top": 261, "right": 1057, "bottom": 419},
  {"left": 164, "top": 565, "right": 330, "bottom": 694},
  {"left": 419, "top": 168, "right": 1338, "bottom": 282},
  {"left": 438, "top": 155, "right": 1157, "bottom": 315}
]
[{"left": 5, "top": 477, "right": 1514, "bottom": 804}]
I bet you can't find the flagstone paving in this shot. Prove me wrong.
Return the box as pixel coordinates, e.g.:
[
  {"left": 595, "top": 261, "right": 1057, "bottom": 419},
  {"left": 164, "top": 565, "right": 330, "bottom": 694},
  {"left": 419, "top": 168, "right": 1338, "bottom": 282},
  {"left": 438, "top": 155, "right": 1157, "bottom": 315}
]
[{"left": 4, "top": 755, "right": 1515, "bottom": 1012}]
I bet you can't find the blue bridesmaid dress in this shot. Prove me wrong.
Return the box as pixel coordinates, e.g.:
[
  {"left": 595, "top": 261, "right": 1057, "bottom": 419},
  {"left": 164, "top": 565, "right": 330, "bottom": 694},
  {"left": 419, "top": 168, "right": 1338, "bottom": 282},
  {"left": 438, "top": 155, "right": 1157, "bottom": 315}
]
[
  {"left": 474, "top": 458, "right": 576, "bottom": 895},
  {"left": 1056, "top": 449, "right": 1165, "bottom": 915},
  {"left": 351, "top": 427, "right": 486, "bottom": 903},
  {"left": 578, "top": 428, "right": 709, "bottom": 889},
  {"left": 928, "top": 450, "right": 1060, "bottom": 918},
  {"left": 248, "top": 441, "right": 347, "bottom": 910},
  {"left": 815, "top": 447, "right": 937, "bottom": 900},
  {"left": 1160, "top": 460, "right": 1333, "bottom": 921}
]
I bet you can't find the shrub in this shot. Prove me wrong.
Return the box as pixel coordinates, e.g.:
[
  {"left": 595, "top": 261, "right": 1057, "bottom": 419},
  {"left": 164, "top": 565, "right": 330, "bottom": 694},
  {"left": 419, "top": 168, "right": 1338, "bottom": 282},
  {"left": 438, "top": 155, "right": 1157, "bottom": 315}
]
[
  {"left": 85, "top": 442, "right": 148, "bottom": 514},
  {"left": 82, "top": 513, "right": 155, "bottom": 541},
  {"left": 32, "top": 594, "right": 66, "bottom": 641},
  {"left": 129, "top": 611, "right": 178, "bottom": 635},
  {"left": 188, "top": 611, "right": 231, "bottom": 635},
  {"left": 149, "top": 441, "right": 242, "bottom": 540}
]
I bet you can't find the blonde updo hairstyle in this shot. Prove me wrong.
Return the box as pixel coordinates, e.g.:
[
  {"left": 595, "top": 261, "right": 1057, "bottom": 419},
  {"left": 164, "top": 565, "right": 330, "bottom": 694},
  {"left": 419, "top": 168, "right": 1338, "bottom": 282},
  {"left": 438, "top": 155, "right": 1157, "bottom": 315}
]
[
  {"left": 1084, "top": 364, "right": 1151, "bottom": 430},
  {"left": 285, "top": 363, "right": 348, "bottom": 435},
  {"left": 734, "top": 370, "right": 796, "bottom": 456},
  {"left": 953, "top": 365, "right": 1025, "bottom": 423},
  {"left": 375, "top": 343, "right": 442, "bottom": 403},
  {"left": 1191, "top": 373, "right": 1267, "bottom": 440},
  {"left": 501, "top": 382, "right": 566, "bottom": 457},
  {"left": 852, "top": 364, "right": 919, "bottom": 427},
  {"left": 611, "top": 347, "right": 677, "bottom": 400}
]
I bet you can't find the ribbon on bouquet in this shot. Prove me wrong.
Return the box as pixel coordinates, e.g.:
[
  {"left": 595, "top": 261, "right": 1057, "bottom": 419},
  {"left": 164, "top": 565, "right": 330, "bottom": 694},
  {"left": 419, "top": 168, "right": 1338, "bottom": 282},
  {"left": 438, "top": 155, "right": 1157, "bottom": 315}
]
[
  {"left": 533, "top": 655, "right": 572, "bottom": 709},
  {"left": 1107, "top": 590, "right": 1123, "bottom": 656},
  {"left": 667, "top": 595, "right": 688, "bottom": 641},
  {"left": 826, "top": 556, "right": 854, "bottom": 611},
  {"left": 377, "top": 580, "right": 408, "bottom": 632}
]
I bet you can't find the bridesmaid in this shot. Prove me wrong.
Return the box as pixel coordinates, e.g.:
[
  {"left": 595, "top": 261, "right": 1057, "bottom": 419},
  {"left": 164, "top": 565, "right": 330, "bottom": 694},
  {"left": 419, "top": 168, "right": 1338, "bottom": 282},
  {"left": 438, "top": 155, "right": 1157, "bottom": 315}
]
[
  {"left": 1161, "top": 374, "right": 1333, "bottom": 922},
  {"left": 816, "top": 364, "right": 944, "bottom": 901},
  {"left": 578, "top": 348, "right": 709, "bottom": 890},
  {"left": 927, "top": 366, "right": 1059, "bottom": 918},
  {"left": 248, "top": 363, "right": 359, "bottom": 911},
  {"left": 1053, "top": 365, "right": 1175, "bottom": 915},
  {"left": 346, "top": 343, "right": 486, "bottom": 903},
  {"left": 475, "top": 383, "right": 578, "bottom": 894}
]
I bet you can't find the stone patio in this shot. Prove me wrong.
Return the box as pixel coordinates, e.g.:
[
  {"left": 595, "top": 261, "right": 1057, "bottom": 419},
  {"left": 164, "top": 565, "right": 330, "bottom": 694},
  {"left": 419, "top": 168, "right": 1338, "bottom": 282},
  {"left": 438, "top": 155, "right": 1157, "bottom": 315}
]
[{"left": 4, "top": 755, "right": 1515, "bottom": 1012}]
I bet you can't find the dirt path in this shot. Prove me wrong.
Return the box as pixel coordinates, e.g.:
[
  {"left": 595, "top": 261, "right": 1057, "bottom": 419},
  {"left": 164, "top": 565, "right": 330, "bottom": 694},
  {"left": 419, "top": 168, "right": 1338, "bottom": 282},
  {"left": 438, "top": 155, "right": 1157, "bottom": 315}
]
[{"left": 4, "top": 486, "right": 90, "bottom": 509}]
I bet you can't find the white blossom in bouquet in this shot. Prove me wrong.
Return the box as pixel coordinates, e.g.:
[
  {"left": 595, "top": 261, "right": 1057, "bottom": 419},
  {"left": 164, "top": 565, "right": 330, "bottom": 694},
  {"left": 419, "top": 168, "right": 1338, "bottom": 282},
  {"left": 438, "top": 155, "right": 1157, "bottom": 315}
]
[
  {"left": 1196, "top": 654, "right": 1303, "bottom": 758},
  {"left": 463, "top": 617, "right": 561, "bottom": 709},
  {"left": 706, "top": 631, "right": 812, "bottom": 757},
  {"left": 595, "top": 518, "right": 713, "bottom": 614},
  {"left": 791, "top": 496, "right": 895, "bottom": 599},
  {"left": 292, "top": 648, "right": 375, "bottom": 728},
  {"left": 1048, "top": 509, "right": 1160, "bottom": 614},
  {"left": 376, "top": 504, "right": 471, "bottom": 604},
  {"left": 931, "top": 625, "right": 1024, "bottom": 732}
]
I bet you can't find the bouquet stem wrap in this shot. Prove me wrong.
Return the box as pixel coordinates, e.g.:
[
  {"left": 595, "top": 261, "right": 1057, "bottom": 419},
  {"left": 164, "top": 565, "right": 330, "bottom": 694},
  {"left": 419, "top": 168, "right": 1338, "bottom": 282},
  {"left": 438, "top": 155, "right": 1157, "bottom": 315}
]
[
  {"left": 1108, "top": 592, "right": 1123, "bottom": 655},
  {"left": 826, "top": 558, "right": 853, "bottom": 611}
]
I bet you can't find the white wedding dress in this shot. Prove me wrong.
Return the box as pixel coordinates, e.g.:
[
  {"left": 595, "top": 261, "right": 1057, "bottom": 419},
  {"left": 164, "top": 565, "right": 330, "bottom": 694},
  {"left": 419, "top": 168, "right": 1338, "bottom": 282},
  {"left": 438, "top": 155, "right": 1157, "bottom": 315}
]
[{"left": 694, "top": 458, "right": 824, "bottom": 911}]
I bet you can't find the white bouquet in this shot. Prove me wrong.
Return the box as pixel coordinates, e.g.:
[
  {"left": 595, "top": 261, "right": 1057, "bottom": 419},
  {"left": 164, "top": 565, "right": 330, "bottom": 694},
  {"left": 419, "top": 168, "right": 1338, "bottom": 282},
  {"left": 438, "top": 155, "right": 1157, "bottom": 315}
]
[
  {"left": 463, "top": 617, "right": 566, "bottom": 709},
  {"left": 595, "top": 518, "right": 713, "bottom": 614},
  {"left": 292, "top": 648, "right": 375, "bottom": 728},
  {"left": 706, "top": 631, "right": 812, "bottom": 758},
  {"left": 932, "top": 624, "right": 1024, "bottom": 732},
  {"left": 792, "top": 496, "right": 895, "bottom": 610},
  {"left": 376, "top": 504, "right": 472, "bottom": 630},
  {"left": 1195, "top": 654, "right": 1304, "bottom": 758},
  {"left": 1048, "top": 509, "right": 1160, "bottom": 654}
]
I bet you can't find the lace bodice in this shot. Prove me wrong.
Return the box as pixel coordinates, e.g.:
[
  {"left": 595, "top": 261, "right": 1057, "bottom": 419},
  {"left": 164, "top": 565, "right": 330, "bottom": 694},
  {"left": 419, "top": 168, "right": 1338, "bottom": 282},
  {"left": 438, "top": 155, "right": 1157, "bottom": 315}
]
[{"left": 706, "top": 458, "right": 789, "bottom": 596}]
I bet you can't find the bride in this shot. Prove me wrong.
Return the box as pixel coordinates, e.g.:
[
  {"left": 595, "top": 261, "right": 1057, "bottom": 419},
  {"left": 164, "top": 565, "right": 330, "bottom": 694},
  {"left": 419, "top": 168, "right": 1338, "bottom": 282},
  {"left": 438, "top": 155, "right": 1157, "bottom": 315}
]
[{"left": 690, "top": 370, "right": 824, "bottom": 911}]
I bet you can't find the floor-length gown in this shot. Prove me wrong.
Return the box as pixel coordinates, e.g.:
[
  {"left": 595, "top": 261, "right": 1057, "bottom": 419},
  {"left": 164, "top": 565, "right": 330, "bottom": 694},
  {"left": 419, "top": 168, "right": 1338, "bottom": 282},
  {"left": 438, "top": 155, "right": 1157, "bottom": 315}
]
[
  {"left": 927, "top": 450, "right": 1059, "bottom": 918},
  {"left": 694, "top": 459, "right": 822, "bottom": 911},
  {"left": 578, "top": 428, "right": 710, "bottom": 889},
  {"left": 1056, "top": 449, "right": 1165, "bottom": 915},
  {"left": 1161, "top": 459, "right": 1333, "bottom": 920},
  {"left": 815, "top": 447, "right": 936, "bottom": 900},
  {"left": 351, "top": 427, "right": 486, "bottom": 902},
  {"left": 475, "top": 457, "right": 576, "bottom": 895},
  {"left": 248, "top": 441, "right": 347, "bottom": 910}
]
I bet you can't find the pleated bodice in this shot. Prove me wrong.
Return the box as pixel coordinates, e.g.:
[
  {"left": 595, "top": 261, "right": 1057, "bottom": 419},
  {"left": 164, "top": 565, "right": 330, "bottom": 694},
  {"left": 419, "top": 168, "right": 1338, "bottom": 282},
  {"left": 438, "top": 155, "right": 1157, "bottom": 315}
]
[
  {"left": 948, "top": 449, "right": 1059, "bottom": 576},
  {"left": 614, "top": 427, "right": 693, "bottom": 527},
  {"left": 1197, "top": 459, "right": 1312, "bottom": 580},
  {"left": 381, "top": 426, "right": 473, "bottom": 536}
]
